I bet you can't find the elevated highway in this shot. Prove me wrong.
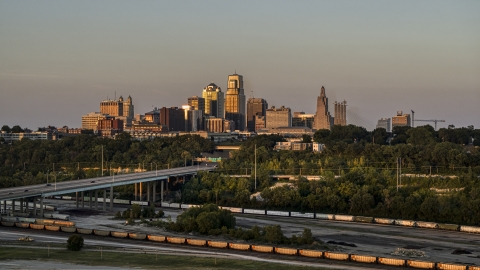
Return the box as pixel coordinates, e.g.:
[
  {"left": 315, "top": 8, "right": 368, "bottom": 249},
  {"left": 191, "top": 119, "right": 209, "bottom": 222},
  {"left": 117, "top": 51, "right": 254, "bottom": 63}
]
[{"left": 0, "top": 165, "right": 214, "bottom": 215}]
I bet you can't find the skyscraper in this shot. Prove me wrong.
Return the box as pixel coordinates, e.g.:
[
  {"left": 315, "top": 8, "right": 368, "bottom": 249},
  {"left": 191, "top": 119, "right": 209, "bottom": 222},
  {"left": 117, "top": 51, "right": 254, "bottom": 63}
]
[
  {"left": 247, "top": 98, "right": 268, "bottom": 131},
  {"left": 334, "top": 100, "right": 347, "bottom": 126},
  {"left": 266, "top": 106, "right": 292, "bottom": 129},
  {"left": 188, "top": 96, "right": 205, "bottom": 113},
  {"left": 100, "top": 95, "right": 134, "bottom": 126},
  {"left": 314, "top": 86, "right": 333, "bottom": 130},
  {"left": 225, "top": 73, "right": 246, "bottom": 131},
  {"left": 202, "top": 83, "right": 224, "bottom": 118}
]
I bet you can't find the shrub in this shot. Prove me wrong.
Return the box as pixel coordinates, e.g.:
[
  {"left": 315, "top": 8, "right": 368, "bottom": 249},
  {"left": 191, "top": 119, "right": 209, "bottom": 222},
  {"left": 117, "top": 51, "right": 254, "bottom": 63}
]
[{"left": 67, "top": 234, "right": 84, "bottom": 251}]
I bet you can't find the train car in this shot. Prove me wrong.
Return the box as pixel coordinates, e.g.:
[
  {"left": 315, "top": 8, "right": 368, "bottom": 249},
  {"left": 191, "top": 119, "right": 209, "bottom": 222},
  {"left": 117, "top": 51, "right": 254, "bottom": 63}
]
[
  {"left": 459, "top": 226, "right": 480, "bottom": 234},
  {"left": 15, "top": 222, "right": 30, "bottom": 228},
  {"left": 407, "top": 260, "right": 436, "bottom": 269},
  {"left": 228, "top": 243, "right": 251, "bottom": 251},
  {"left": 374, "top": 218, "right": 395, "bottom": 225},
  {"left": 1, "top": 221, "right": 15, "bottom": 227},
  {"left": 290, "top": 212, "right": 314, "bottom": 218},
  {"left": 299, "top": 249, "right": 323, "bottom": 258},
  {"left": 207, "top": 240, "right": 229, "bottom": 248},
  {"left": 437, "top": 223, "right": 460, "bottom": 231},
  {"left": 111, "top": 231, "right": 128, "bottom": 238},
  {"left": 45, "top": 225, "right": 61, "bottom": 232},
  {"left": 274, "top": 247, "right": 298, "bottom": 255},
  {"left": 334, "top": 215, "right": 354, "bottom": 222},
  {"left": 168, "top": 203, "right": 180, "bottom": 208},
  {"left": 350, "top": 254, "right": 377, "bottom": 263},
  {"left": 60, "top": 226, "right": 77, "bottom": 233},
  {"left": 167, "top": 237, "right": 186, "bottom": 244},
  {"left": 147, "top": 235, "right": 166, "bottom": 242},
  {"left": 378, "top": 257, "right": 406, "bottom": 267},
  {"left": 221, "top": 207, "right": 243, "bottom": 213},
  {"left": 29, "top": 224, "right": 45, "bottom": 230},
  {"left": 315, "top": 213, "right": 334, "bottom": 220},
  {"left": 53, "top": 221, "right": 75, "bottom": 227},
  {"left": 94, "top": 230, "right": 111, "bottom": 236},
  {"left": 244, "top": 209, "right": 266, "bottom": 215},
  {"left": 77, "top": 228, "right": 93, "bottom": 235},
  {"left": 129, "top": 233, "right": 147, "bottom": 240},
  {"left": 186, "top": 239, "right": 207, "bottom": 246},
  {"left": 266, "top": 210, "right": 289, "bottom": 217},
  {"left": 394, "top": 219, "right": 417, "bottom": 227},
  {"left": 436, "top": 263, "right": 467, "bottom": 270},
  {"left": 354, "top": 216, "right": 374, "bottom": 223},
  {"left": 161, "top": 202, "right": 170, "bottom": 208},
  {"left": 251, "top": 245, "right": 274, "bottom": 253},
  {"left": 324, "top": 252, "right": 350, "bottom": 261},
  {"left": 36, "top": 219, "right": 55, "bottom": 226},
  {"left": 468, "top": 265, "right": 480, "bottom": 270},
  {"left": 416, "top": 221, "right": 438, "bottom": 229}
]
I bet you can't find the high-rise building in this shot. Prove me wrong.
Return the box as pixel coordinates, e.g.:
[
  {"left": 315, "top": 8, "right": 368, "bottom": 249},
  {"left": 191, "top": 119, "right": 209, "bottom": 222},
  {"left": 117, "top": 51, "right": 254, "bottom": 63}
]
[
  {"left": 144, "top": 107, "right": 160, "bottom": 124},
  {"left": 82, "top": 112, "right": 109, "bottom": 130},
  {"left": 160, "top": 107, "right": 185, "bottom": 131},
  {"left": 334, "top": 101, "right": 347, "bottom": 126},
  {"left": 266, "top": 106, "right": 292, "bottom": 129},
  {"left": 225, "top": 73, "right": 246, "bottom": 131},
  {"left": 247, "top": 98, "right": 268, "bottom": 132},
  {"left": 188, "top": 96, "right": 205, "bottom": 113},
  {"left": 292, "top": 112, "right": 315, "bottom": 129},
  {"left": 314, "top": 86, "right": 333, "bottom": 130},
  {"left": 202, "top": 83, "right": 224, "bottom": 118},
  {"left": 100, "top": 95, "right": 134, "bottom": 126},
  {"left": 392, "top": 111, "right": 411, "bottom": 128},
  {"left": 97, "top": 118, "right": 123, "bottom": 137},
  {"left": 376, "top": 118, "right": 391, "bottom": 132},
  {"left": 182, "top": 105, "right": 204, "bottom": 132}
]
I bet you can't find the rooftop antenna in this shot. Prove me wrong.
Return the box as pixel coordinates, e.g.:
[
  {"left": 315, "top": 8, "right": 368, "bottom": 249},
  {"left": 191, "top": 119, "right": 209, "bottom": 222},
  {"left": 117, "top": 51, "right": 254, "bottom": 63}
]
[{"left": 115, "top": 91, "right": 116, "bottom": 100}]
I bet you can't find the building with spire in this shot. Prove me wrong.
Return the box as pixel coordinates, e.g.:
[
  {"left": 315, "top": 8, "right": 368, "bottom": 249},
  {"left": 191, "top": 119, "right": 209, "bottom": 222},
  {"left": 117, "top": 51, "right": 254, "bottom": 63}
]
[
  {"left": 100, "top": 95, "right": 134, "bottom": 127},
  {"left": 225, "top": 73, "right": 246, "bottom": 131},
  {"left": 202, "top": 82, "right": 224, "bottom": 118},
  {"left": 314, "top": 86, "right": 333, "bottom": 130}
]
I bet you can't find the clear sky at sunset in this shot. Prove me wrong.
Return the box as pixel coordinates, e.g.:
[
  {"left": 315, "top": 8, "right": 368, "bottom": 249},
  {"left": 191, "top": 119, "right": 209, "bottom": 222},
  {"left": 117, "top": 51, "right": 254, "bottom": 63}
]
[{"left": 1, "top": 1, "right": 479, "bottom": 130}]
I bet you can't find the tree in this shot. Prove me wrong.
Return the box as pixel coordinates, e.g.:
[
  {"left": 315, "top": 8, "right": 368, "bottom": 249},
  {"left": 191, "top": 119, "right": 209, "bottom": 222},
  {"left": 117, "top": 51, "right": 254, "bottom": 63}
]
[
  {"left": 302, "top": 134, "right": 312, "bottom": 143},
  {"left": 11, "top": 125, "right": 23, "bottom": 133},
  {"left": 67, "top": 234, "right": 84, "bottom": 251},
  {"left": 1, "top": 125, "right": 10, "bottom": 133}
]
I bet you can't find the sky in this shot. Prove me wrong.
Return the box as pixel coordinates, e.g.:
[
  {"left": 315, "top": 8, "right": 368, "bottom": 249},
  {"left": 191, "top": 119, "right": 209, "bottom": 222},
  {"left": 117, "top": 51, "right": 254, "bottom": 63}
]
[{"left": 1, "top": 0, "right": 479, "bottom": 131}]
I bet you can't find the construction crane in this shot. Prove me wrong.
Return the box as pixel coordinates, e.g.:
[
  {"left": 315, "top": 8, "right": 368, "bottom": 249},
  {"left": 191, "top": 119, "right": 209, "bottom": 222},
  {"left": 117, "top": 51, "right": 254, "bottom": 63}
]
[{"left": 415, "top": 119, "right": 445, "bottom": 131}]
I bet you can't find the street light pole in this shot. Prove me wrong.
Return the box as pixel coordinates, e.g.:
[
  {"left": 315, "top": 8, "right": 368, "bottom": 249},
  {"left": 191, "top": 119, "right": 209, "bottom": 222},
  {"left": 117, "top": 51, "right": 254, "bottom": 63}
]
[
  {"left": 101, "top": 145, "right": 104, "bottom": 177},
  {"left": 54, "top": 163, "right": 56, "bottom": 191}
]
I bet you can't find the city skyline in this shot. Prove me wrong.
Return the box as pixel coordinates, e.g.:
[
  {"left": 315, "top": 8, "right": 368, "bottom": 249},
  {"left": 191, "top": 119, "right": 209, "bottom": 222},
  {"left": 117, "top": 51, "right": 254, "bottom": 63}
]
[{"left": 1, "top": 1, "right": 479, "bottom": 130}]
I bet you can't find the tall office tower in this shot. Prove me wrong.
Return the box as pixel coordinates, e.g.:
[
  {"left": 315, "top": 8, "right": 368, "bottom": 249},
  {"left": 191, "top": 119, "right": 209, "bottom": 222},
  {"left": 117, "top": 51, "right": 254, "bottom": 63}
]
[
  {"left": 314, "top": 86, "right": 333, "bottom": 130},
  {"left": 247, "top": 98, "right": 268, "bottom": 131},
  {"left": 82, "top": 112, "right": 109, "bottom": 130},
  {"left": 202, "top": 83, "right": 224, "bottom": 118},
  {"left": 266, "top": 106, "right": 292, "bottom": 129},
  {"left": 225, "top": 73, "right": 246, "bottom": 131},
  {"left": 392, "top": 111, "right": 411, "bottom": 128},
  {"left": 160, "top": 107, "right": 185, "bottom": 131},
  {"left": 188, "top": 96, "right": 205, "bottom": 113},
  {"left": 334, "top": 100, "right": 347, "bottom": 126},
  {"left": 292, "top": 112, "right": 315, "bottom": 129},
  {"left": 182, "top": 105, "right": 204, "bottom": 132},
  {"left": 122, "top": 96, "right": 134, "bottom": 119},
  {"left": 100, "top": 99, "right": 123, "bottom": 117},
  {"left": 376, "top": 118, "right": 391, "bottom": 132}
]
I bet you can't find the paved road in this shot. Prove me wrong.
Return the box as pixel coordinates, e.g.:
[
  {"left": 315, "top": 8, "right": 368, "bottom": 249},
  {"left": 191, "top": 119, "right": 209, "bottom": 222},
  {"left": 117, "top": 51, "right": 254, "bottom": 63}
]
[{"left": 0, "top": 166, "right": 213, "bottom": 201}]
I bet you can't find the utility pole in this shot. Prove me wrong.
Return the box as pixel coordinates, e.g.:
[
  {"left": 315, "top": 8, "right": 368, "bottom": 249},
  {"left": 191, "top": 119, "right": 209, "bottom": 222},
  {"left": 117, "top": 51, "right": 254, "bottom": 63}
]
[
  {"left": 254, "top": 144, "right": 257, "bottom": 190},
  {"left": 101, "top": 145, "right": 104, "bottom": 176}
]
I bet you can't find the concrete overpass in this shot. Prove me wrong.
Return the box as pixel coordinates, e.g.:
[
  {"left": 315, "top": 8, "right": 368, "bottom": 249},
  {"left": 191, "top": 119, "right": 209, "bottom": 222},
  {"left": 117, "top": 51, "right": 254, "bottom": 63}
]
[{"left": 0, "top": 165, "right": 214, "bottom": 216}]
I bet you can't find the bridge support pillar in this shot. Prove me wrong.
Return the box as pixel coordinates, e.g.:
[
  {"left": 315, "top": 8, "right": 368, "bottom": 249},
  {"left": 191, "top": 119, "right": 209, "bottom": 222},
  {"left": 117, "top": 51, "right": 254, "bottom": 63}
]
[
  {"left": 134, "top": 183, "right": 137, "bottom": 201},
  {"left": 20, "top": 198, "right": 24, "bottom": 212},
  {"left": 11, "top": 199, "right": 15, "bottom": 215},
  {"left": 103, "top": 189, "right": 106, "bottom": 211},
  {"left": 25, "top": 198, "right": 28, "bottom": 213},
  {"left": 40, "top": 197, "right": 44, "bottom": 217},
  {"left": 33, "top": 198, "right": 37, "bottom": 216},
  {"left": 139, "top": 182, "right": 142, "bottom": 201},
  {"left": 75, "top": 192, "right": 79, "bottom": 208},
  {"left": 2, "top": 200, "right": 6, "bottom": 215},
  {"left": 147, "top": 182, "right": 150, "bottom": 202},
  {"left": 152, "top": 181, "right": 156, "bottom": 203},
  {"left": 161, "top": 180, "right": 163, "bottom": 202},
  {"left": 89, "top": 191, "right": 92, "bottom": 209},
  {"left": 95, "top": 190, "right": 98, "bottom": 210},
  {"left": 110, "top": 186, "right": 113, "bottom": 211},
  {"left": 81, "top": 191, "right": 84, "bottom": 208}
]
